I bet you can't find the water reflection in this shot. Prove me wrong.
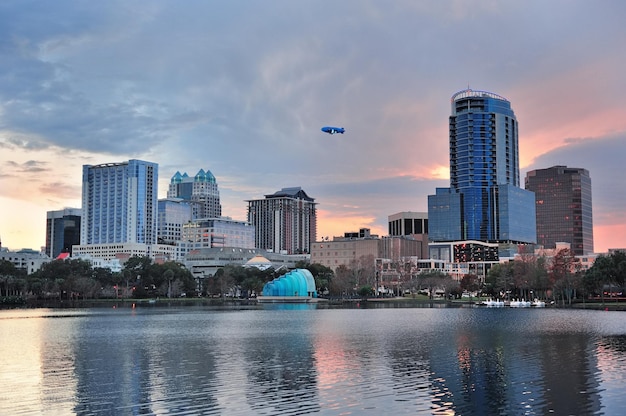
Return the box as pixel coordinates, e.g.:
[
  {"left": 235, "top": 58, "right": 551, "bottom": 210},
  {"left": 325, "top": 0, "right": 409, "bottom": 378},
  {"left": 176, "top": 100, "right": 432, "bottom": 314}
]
[
  {"left": 70, "top": 310, "right": 223, "bottom": 414},
  {"left": 2, "top": 307, "right": 626, "bottom": 415},
  {"left": 243, "top": 311, "right": 319, "bottom": 414}
]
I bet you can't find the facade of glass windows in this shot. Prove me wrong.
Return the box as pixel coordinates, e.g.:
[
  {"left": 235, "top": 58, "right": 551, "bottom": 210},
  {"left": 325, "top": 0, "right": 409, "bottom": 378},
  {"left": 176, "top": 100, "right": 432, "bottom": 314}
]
[
  {"left": 428, "top": 188, "right": 462, "bottom": 241},
  {"left": 46, "top": 208, "right": 81, "bottom": 258},
  {"left": 262, "top": 269, "right": 317, "bottom": 298},
  {"left": 428, "top": 240, "right": 500, "bottom": 280},
  {"left": 428, "top": 89, "right": 536, "bottom": 244},
  {"left": 81, "top": 160, "right": 158, "bottom": 245},
  {"left": 247, "top": 187, "right": 317, "bottom": 254},
  {"left": 157, "top": 199, "right": 192, "bottom": 245},
  {"left": 176, "top": 217, "right": 256, "bottom": 260},
  {"left": 167, "top": 169, "right": 222, "bottom": 220},
  {"left": 525, "top": 166, "right": 594, "bottom": 255}
]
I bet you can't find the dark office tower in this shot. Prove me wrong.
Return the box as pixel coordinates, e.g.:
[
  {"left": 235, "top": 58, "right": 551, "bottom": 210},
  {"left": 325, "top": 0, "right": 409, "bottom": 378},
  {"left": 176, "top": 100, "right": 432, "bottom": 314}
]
[
  {"left": 247, "top": 187, "right": 317, "bottom": 254},
  {"left": 45, "top": 208, "right": 81, "bottom": 258},
  {"left": 525, "top": 166, "right": 594, "bottom": 255},
  {"left": 167, "top": 169, "right": 222, "bottom": 220},
  {"left": 428, "top": 89, "right": 536, "bottom": 243}
]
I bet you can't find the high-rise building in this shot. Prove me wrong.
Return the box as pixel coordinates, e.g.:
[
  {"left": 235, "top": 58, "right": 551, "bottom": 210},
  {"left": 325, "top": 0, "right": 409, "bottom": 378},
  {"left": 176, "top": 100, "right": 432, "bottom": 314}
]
[
  {"left": 428, "top": 89, "right": 536, "bottom": 244},
  {"left": 167, "top": 169, "right": 222, "bottom": 220},
  {"left": 157, "top": 199, "right": 192, "bottom": 245},
  {"left": 247, "top": 187, "right": 317, "bottom": 254},
  {"left": 525, "top": 165, "right": 594, "bottom": 255},
  {"left": 80, "top": 159, "right": 158, "bottom": 245},
  {"left": 45, "top": 208, "right": 81, "bottom": 258}
]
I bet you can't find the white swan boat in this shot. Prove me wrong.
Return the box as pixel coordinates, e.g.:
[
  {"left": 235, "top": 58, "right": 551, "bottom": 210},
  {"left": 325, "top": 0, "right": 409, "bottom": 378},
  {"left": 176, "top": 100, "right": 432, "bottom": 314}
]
[
  {"left": 509, "top": 299, "right": 531, "bottom": 307},
  {"left": 483, "top": 299, "right": 505, "bottom": 307}
]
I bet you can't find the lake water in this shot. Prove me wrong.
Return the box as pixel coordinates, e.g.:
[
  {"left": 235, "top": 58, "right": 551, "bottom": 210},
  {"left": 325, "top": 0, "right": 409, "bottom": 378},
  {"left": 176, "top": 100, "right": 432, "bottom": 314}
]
[{"left": 1, "top": 303, "right": 626, "bottom": 415}]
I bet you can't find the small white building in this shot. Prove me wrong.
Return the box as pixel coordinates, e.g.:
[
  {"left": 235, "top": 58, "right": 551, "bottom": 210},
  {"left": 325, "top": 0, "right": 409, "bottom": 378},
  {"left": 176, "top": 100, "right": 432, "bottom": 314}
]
[{"left": 0, "top": 247, "right": 51, "bottom": 275}]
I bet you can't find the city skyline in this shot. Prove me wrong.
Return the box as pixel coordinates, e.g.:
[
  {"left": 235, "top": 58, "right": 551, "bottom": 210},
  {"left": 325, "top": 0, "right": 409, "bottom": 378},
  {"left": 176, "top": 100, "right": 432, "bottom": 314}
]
[{"left": 1, "top": 1, "right": 625, "bottom": 252}]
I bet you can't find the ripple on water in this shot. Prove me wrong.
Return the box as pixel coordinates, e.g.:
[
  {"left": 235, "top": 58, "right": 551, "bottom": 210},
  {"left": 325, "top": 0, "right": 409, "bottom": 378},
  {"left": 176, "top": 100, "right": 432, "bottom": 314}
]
[{"left": 2, "top": 307, "right": 626, "bottom": 415}]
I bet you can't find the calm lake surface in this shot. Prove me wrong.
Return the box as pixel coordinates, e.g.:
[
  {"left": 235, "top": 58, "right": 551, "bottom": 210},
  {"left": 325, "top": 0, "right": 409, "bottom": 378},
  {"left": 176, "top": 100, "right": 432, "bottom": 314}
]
[{"left": 2, "top": 303, "right": 626, "bottom": 415}]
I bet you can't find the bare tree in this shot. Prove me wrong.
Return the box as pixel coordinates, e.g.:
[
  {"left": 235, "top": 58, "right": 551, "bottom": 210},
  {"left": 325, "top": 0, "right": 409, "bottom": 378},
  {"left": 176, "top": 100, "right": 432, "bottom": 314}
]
[{"left": 550, "top": 248, "right": 581, "bottom": 305}]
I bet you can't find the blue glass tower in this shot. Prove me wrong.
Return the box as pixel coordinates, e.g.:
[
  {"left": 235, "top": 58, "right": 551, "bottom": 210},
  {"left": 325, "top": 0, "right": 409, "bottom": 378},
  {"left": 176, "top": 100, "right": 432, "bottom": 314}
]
[
  {"left": 81, "top": 159, "right": 158, "bottom": 245},
  {"left": 428, "top": 89, "right": 536, "bottom": 244}
]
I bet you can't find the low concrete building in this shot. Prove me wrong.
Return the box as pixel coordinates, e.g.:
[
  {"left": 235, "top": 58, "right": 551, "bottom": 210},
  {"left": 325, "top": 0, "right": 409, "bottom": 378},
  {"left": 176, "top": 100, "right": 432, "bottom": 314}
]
[
  {"left": 184, "top": 246, "right": 308, "bottom": 281},
  {"left": 310, "top": 228, "right": 422, "bottom": 271},
  {"left": 72, "top": 243, "right": 177, "bottom": 263},
  {"left": 0, "top": 248, "right": 51, "bottom": 275}
]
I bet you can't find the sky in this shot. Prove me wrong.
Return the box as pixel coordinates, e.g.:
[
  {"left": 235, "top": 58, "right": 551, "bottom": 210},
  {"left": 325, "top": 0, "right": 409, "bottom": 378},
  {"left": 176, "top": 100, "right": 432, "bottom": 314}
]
[{"left": 1, "top": 0, "right": 625, "bottom": 253}]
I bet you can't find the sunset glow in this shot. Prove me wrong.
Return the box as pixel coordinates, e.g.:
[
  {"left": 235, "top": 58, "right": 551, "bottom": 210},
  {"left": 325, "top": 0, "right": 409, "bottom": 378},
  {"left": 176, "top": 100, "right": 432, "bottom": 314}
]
[{"left": 1, "top": 2, "right": 625, "bottom": 254}]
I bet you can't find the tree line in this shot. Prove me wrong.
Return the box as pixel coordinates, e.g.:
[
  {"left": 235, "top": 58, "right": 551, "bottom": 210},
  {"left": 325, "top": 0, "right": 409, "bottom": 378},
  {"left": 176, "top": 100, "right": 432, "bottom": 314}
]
[
  {"left": 0, "top": 256, "right": 196, "bottom": 301},
  {"left": 312, "top": 249, "right": 626, "bottom": 304},
  {"left": 478, "top": 249, "right": 626, "bottom": 305},
  {"left": 0, "top": 257, "right": 337, "bottom": 301},
  {"left": 2, "top": 249, "right": 625, "bottom": 304}
]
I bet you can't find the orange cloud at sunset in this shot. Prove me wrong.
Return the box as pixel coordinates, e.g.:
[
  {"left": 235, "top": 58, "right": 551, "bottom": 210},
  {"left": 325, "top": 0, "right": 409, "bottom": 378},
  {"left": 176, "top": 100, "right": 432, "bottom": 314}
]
[{"left": 316, "top": 209, "right": 386, "bottom": 240}]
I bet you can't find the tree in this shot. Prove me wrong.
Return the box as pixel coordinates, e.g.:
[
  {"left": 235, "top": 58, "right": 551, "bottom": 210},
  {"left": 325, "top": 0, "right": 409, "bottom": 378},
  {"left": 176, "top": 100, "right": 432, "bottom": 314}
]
[
  {"left": 330, "top": 265, "right": 354, "bottom": 297},
  {"left": 164, "top": 269, "right": 175, "bottom": 298},
  {"left": 584, "top": 251, "right": 626, "bottom": 302},
  {"left": 357, "top": 285, "right": 374, "bottom": 299},
  {"left": 416, "top": 270, "right": 449, "bottom": 299},
  {"left": 0, "top": 260, "right": 20, "bottom": 297},
  {"left": 460, "top": 274, "right": 480, "bottom": 300},
  {"left": 348, "top": 255, "right": 376, "bottom": 290},
  {"left": 122, "top": 256, "right": 154, "bottom": 298},
  {"left": 485, "top": 262, "right": 514, "bottom": 299},
  {"left": 550, "top": 248, "right": 581, "bottom": 305}
]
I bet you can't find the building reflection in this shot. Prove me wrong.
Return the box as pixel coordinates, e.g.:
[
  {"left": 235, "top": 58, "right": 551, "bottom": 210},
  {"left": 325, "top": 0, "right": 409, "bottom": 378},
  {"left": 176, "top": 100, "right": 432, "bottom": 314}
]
[
  {"left": 539, "top": 334, "right": 601, "bottom": 414},
  {"left": 241, "top": 311, "right": 320, "bottom": 414},
  {"left": 0, "top": 310, "right": 78, "bottom": 415},
  {"left": 70, "top": 310, "right": 221, "bottom": 414},
  {"left": 425, "top": 322, "right": 603, "bottom": 414},
  {"left": 4, "top": 307, "right": 622, "bottom": 414}
]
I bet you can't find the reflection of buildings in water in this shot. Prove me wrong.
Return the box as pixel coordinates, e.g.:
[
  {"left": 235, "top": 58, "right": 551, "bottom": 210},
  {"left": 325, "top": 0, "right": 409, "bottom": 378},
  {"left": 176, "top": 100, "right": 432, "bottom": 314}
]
[
  {"left": 144, "top": 320, "right": 221, "bottom": 414},
  {"left": 72, "top": 315, "right": 152, "bottom": 414},
  {"left": 596, "top": 336, "right": 626, "bottom": 408},
  {"left": 311, "top": 310, "right": 442, "bottom": 413},
  {"left": 425, "top": 325, "right": 602, "bottom": 415},
  {"left": 383, "top": 335, "right": 441, "bottom": 413},
  {"left": 312, "top": 313, "right": 389, "bottom": 411},
  {"left": 540, "top": 334, "right": 601, "bottom": 414},
  {"left": 241, "top": 312, "right": 319, "bottom": 414},
  {"left": 1, "top": 311, "right": 77, "bottom": 415},
  {"left": 72, "top": 312, "right": 222, "bottom": 414}
]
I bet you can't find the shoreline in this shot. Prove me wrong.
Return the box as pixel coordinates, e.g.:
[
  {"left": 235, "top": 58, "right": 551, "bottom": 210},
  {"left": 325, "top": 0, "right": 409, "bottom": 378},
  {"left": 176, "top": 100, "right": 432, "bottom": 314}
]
[{"left": 3, "top": 296, "right": 626, "bottom": 311}]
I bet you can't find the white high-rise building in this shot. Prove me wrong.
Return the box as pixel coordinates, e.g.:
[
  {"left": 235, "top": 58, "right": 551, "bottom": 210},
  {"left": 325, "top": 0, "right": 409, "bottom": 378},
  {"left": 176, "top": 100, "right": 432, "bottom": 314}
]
[{"left": 80, "top": 159, "right": 158, "bottom": 245}]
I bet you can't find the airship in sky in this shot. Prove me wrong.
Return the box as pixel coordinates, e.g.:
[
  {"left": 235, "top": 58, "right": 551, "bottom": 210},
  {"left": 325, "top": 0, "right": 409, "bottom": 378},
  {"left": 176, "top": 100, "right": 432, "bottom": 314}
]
[{"left": 321, "top": 126, "right": 345, "bottom": 134}]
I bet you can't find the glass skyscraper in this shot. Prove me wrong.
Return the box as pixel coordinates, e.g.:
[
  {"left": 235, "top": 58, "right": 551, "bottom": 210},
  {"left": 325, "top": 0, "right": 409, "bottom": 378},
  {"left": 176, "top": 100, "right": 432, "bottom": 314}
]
[
  {"left": 81, "top": 159, "right": 158, "bottom": 245},
  {"left": 525, "top": 166, "right": 593, "bottom": 255},
  {"left": 428, "top": 89, "right": 536, "bottom": 244}
]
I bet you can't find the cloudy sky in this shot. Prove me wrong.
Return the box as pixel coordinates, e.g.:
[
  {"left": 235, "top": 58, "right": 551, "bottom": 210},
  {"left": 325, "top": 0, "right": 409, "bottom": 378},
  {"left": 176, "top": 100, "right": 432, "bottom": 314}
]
[{"left": 1, "top": 0, "right": 625, "bottom": 253}]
